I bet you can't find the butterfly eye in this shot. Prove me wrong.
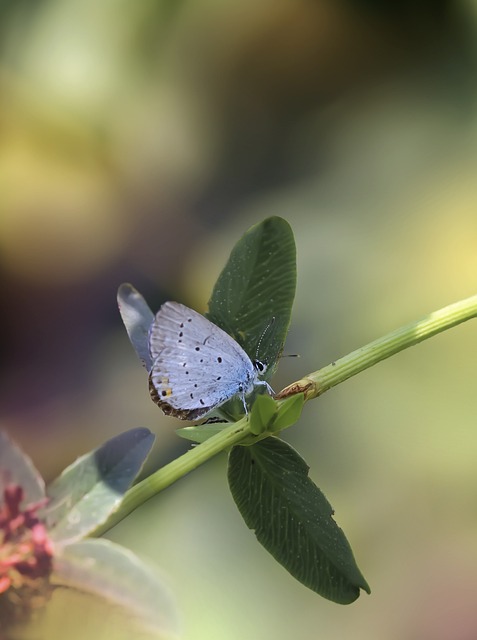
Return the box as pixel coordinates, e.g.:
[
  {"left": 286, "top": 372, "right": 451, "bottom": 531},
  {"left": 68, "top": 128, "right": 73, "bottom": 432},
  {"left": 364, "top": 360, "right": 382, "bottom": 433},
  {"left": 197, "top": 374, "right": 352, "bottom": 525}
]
[{"left": 253, "top": 360, "right": 267, "bottom": 375}]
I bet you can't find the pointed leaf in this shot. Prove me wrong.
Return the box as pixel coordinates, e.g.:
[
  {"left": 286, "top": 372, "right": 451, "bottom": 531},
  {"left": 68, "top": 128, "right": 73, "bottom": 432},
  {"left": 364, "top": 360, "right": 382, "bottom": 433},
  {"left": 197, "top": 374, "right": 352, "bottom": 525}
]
[
  {"left": 45, "top": 428, "right": 154, "bottom": 544},
  {"left": 207, "top": 217, "right": 296, "bottom": 376},
  {"left": 228, "top": 437, "right": 370, "bottom": 604},
  {"left": 249, "top": 394, "right": 278, "bottom": 435},
  {"left": 0, "top": 431, "right": 45, "bottom": 503},
  {"left": 176, "top": 423, "right": 226, "bottom": 443},
  {"left": 271, "top": 393, "right": 305, "bottom": 431},
  {"left": 118, "top": 283, "right": 155, "bottom": 371},
  {"left": 53, "top": 539, "right": 179, "bottom": 638}
]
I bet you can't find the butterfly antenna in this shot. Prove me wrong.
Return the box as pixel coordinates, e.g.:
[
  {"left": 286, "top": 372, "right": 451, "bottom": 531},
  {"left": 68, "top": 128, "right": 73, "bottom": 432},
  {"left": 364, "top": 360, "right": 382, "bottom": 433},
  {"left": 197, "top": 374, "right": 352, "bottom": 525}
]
[{"left": 255, "top": 316, "right": 276, "bottom": 361}]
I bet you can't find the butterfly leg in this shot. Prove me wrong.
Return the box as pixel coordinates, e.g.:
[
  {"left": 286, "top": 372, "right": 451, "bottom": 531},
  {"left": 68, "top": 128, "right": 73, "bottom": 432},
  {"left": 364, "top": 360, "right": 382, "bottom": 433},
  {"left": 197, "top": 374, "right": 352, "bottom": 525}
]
[
  {"left": 240, "top": 390, "right": 249, "bottom": 417},
  {"left": 257, "top": 380, "right": 274, "bottom": 396}
]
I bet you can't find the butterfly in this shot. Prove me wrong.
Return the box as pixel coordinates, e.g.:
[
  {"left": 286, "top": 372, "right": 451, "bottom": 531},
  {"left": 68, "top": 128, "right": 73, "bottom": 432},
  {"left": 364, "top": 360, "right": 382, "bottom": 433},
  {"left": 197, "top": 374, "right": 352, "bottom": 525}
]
[{"left": 148, "top": 302, "right": 273, "bottom": 420}]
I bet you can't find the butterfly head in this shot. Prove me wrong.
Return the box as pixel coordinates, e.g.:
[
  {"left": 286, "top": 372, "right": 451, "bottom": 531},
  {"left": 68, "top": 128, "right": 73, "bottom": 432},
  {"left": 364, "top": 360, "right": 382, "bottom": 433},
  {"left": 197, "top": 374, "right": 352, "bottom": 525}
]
[{"left": 252, "top": 359, "right": 268, "bottom": 377}]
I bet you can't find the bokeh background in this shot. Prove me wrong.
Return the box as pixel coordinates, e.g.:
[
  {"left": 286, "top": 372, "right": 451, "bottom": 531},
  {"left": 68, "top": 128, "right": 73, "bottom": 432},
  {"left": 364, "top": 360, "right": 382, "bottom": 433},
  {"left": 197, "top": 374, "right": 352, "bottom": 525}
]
[{"left": 2, "top": 0, "right": 477, "bottom": 638}]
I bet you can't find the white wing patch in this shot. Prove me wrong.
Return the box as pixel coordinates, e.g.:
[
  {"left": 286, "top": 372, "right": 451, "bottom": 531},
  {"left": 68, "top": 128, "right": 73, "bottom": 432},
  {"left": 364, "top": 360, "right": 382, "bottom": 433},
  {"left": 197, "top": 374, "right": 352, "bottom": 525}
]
[{"left": 148, "top": 302, "right": 259, "bottom": 419}]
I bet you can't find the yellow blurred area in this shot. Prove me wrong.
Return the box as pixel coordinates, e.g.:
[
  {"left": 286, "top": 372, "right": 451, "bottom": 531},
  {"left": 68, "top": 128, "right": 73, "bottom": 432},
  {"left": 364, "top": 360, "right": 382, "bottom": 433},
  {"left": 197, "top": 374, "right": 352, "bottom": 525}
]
[
  {"left": 0, "top": 86, "right": 125, "bottom": 283},
  {"left": 2, "top": 0, "right": 477, "bottom": 639}
]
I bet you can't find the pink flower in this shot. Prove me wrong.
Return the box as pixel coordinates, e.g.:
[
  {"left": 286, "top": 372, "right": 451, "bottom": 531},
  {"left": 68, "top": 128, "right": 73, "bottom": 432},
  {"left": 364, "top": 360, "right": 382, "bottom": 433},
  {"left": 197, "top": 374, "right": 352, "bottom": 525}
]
[{"left": 0, "top": 484, "right": 53, "bottom": 622}]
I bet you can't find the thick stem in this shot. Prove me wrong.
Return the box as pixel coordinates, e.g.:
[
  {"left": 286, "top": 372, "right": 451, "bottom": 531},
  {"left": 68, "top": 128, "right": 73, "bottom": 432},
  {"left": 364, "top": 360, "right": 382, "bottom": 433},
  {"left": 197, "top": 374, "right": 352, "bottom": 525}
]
[
  {"left": 277, "top": 294, "right": 477, "bottom": 400},
  {"left": 94, "top": 418, "right": 250, "bottom": 535}
]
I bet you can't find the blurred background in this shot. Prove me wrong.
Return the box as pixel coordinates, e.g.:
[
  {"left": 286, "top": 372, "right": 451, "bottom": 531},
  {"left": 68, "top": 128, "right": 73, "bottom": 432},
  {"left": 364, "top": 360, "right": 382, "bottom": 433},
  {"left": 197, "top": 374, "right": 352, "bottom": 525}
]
[{"left": 2, "top": 0, "right": 477, "bottom": 638}]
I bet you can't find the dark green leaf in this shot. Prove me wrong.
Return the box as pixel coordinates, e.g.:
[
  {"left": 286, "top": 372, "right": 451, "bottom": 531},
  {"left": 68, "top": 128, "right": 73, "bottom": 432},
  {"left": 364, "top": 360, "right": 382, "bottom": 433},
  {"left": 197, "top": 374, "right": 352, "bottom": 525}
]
[
  {"left": 228, "top": 437, "right": 370, "bottom": 604},
  {"left": 45, "top": 428, "right": 154, "bottom": 543},
  {"left": 53, "top": 539, "right": 179, "bottom": 637},
  {"left": 207, "top": 217, "right": 296, "bottom": 377}
]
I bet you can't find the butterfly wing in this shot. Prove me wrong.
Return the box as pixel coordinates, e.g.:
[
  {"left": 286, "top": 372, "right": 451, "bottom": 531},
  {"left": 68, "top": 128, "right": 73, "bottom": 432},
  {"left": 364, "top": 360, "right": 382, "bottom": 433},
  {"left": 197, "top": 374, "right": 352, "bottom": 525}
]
[{"left": 149, "top": 302, "right": 255, "bottom": 420}]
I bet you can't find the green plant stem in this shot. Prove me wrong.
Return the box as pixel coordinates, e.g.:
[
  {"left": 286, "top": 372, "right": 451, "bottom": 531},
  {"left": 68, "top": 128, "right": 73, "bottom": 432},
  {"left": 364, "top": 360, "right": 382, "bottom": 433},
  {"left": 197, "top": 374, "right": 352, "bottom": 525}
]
[
  {"left": 96, "top": 293, "right": 477, "bottom": 536},
  {"left": 279, "top": 293, "right": 477, "bottom": 400},
  {"left": 94, "top": 418, "right": 251, "bottom": 535}
]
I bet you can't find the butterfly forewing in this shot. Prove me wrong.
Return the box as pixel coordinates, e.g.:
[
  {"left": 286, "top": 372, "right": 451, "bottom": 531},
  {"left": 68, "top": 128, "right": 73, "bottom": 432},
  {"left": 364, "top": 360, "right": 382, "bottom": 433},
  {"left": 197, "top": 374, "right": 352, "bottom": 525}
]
[{"left": 149, "top": 302, "right": 256, "bottom": 418}]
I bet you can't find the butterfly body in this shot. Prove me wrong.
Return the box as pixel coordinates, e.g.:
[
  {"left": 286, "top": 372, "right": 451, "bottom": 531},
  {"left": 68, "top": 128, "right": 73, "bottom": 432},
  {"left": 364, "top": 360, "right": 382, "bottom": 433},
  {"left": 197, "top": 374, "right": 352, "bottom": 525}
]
[{"left": 148, "top": 302, "right": 270, "bottom": 420}]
